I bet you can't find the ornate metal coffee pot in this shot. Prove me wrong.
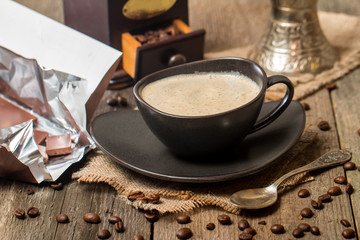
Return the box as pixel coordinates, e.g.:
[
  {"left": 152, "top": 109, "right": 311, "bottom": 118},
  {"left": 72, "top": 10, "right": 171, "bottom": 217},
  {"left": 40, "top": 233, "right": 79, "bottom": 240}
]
[{"left": 249, "top": 0, "right": 338, "bottom": 75}]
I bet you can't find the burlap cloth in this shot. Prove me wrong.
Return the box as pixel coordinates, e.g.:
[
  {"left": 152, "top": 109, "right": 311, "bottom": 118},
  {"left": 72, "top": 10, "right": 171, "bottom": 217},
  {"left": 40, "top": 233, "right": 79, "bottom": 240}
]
[{"left": 73, "top": 5, "right": 360, "bottom": 214}]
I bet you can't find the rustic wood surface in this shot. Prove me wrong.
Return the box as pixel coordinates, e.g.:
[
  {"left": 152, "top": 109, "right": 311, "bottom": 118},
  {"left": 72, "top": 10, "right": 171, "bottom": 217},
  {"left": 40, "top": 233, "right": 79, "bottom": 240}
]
[{"left": 1, "top": 0, "right": 359, "bottom": 239}]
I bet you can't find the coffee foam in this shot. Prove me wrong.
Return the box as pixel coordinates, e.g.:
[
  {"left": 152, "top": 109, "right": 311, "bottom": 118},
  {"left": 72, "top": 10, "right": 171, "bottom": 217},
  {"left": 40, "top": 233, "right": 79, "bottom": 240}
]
[{"left": 141, "top": 72, "right": 260, "bottom": 116}]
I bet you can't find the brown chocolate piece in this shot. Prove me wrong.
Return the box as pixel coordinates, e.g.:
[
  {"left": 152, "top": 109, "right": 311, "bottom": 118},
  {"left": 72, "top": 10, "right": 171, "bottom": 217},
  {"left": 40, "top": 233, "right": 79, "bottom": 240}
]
[
  {"left": 0, "top": 97, "right": 37, "bottom": 129},
  {"left": 37, "top": 145, "right": 49, "bottom": 163},
  {"left": 46, "top": 133, "right": 72, "bottom": 156},
  {"left": 33, "top": 129, "right": 49, "bottom": 145}
]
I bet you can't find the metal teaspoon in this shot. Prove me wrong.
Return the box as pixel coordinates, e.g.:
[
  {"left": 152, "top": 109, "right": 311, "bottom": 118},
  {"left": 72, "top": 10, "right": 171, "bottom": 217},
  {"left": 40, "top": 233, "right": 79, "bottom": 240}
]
[{"left": 230, "top": 149, "right": 352, "bottom": 209}]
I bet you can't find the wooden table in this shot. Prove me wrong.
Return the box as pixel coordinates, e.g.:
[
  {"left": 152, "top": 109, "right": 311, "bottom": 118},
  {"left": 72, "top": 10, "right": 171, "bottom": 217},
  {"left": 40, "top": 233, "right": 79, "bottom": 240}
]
[{"left": 1, "top": 0, "right": 360, "bottom": 239}]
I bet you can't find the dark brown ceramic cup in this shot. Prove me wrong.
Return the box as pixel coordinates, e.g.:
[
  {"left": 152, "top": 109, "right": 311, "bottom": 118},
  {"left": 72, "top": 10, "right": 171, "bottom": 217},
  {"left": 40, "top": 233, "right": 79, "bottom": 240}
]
[{"left": 133, "top": 57, "right": 294, "bottom": 157}]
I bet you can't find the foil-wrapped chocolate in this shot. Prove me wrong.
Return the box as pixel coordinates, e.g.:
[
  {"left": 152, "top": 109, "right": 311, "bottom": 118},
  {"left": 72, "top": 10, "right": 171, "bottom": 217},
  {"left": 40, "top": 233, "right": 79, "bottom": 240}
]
[{"left": 0, "top": 46, "right": 95, "bottom": 183}]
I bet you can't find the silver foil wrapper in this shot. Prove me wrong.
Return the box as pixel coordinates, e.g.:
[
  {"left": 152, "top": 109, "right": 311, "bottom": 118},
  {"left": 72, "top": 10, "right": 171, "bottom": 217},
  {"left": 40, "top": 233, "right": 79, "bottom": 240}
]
[{"left": 0, "top": 46, "right": 95, "bottom": 183}]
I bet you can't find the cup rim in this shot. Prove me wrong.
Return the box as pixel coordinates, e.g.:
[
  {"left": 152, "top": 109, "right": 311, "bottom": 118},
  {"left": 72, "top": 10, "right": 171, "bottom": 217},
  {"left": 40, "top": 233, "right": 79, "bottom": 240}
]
[{"left": 133, "top": 57, "right": 268, "bottom": 119}]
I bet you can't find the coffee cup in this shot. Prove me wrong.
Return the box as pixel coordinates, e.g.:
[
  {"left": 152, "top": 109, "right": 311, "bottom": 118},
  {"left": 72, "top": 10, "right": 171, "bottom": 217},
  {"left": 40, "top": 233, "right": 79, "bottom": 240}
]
[{"left": 133, "top": 57, "right": 294, "bottom": 157}]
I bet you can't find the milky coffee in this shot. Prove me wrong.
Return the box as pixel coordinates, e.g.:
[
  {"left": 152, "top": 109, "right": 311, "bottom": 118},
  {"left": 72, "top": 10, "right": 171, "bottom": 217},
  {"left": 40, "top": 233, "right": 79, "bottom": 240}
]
[{"left": 141, "top": 72, "right": 260, "bottom": 116}]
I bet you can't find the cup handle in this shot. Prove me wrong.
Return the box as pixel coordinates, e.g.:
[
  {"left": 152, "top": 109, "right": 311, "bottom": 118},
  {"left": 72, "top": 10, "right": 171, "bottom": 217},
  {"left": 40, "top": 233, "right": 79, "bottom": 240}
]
[{"left": 248, "top": 75, "right": 294, "bottom": 134}]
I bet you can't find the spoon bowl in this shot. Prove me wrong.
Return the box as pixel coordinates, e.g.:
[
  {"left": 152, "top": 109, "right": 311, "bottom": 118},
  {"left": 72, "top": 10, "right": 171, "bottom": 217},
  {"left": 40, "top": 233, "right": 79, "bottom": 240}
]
[{"left": 230, "top": 149, "right": 351, "bottom": 209}]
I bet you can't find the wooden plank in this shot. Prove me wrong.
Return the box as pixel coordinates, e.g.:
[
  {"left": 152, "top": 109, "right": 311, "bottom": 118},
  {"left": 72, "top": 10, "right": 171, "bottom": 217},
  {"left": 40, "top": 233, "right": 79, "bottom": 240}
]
[
  {"left": 153, "top": 89, "right": 355, "bottom": 239},
  {"left": 331, "top": 67, "right": 360, "bottom": 237}
]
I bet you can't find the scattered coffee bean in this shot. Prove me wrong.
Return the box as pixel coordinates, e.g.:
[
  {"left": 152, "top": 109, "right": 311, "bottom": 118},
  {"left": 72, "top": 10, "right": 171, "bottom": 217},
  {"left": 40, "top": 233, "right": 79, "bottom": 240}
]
[
  {"left": 206, "top": 223, "right": 215, "bottom": 230},
  {"left": 344, "top": 162, "right": 356, "bottom": 170},
  {"left": 342, "top": 228, "right": 355, "bottom": 238},
  {"left": 97, "top": 229, "right": 111, "bottom": 239},
  {"left": 270, "top": 224, "right": 285, "bottom": 234},
  {"left": 340, "top": 219, "right": 351, "bottom": 227},
  {"left": 83, "top": 212, "right": 101, "bottom": 224},
  {"left": 217, "top": 214, "right": 231, "bottom": 225},
  {"left": 176, "top": 214, "right": 191, "bottom": 224},
  {"left": 106, "top": 97, "right": 118, "bottom": 106},
  {"left": 239, "top": 232, "right": 253, "bottom": 240},
  {"left": 325, "top": 83, "right": 337, "bottom": 90},
  {"left": 176, "top": 227, "right": 193, "bottom": 240},
  {"left": 117, "top": 96, "right": 128, "bottom": 106},
  {"left": 26, "top": 188, "right": 34, "bottom": 195},
  {"left": 147, "top": 194, "right": 160, "bottom": 204},
  {"left": 298, "top": 189, "right": 310, "bottom": 198},
  {"left": 297, "top": 223, "right": 311, "bottom": 232},
  {"left": 50, "top": 182, "right": 63, "bottom": 190},
  {"left": 357, "top": 128, "right": 360, "bottom": 136},
  {"left": 14, "top": 209, "right": 25, "bottom": 219},
  {"left": 328, "top": 186, "right": 342, "bottom": 196},
  {"left": 310, "top": 226, "right": 320, "bottom": 235},
  {"left": 144, "top": 211, "right": 159, "bottom": 223},
  {"left": 318, "top": 120, "right": 331, "bottom": 131},
  {"left": 132, "top": 234, "right": 144, "bottom": 240},
  {"left": 346, "top": 183, "right": 354, "bottom": 195},
  {"left": 300, "top": 208, "right": 313, "bottom": 218},
  {"left": 243, "top": 227, "right": 257, "bottom": 236},
  {"left": 108, "top": 216, "right": 121, "bottom": 224},
  {"left": 334, "top": 176, "right": 347, "bottom": 184},
  {"left": 56, "top": 214, "right": 69, "bottom": 223},
  {"left": 114, "top": 221, "right": 125, "bottom": 233},
  {"left": 238, "top": 219, "right": 250, "bottom": 230},
  {"left": 127, "top": 191, "right": 145, "bottom": 201},
  {"left": 27, "top": 207, "right": 40, "bottom": 218},
  {"left": 292, "top": 228, "right": 304, "bottom": 238},
  {"left": 301, "top": 102, "right": 310, "bottom": 111},
  {"left": 311, "top": 199, "right": 323, "bottom": 209},
  {"left": 318, "top": 193, "right": 332, "bottom": 203},
  {"left": 258, "top": 220, "right": 266, "bottom": 225}
]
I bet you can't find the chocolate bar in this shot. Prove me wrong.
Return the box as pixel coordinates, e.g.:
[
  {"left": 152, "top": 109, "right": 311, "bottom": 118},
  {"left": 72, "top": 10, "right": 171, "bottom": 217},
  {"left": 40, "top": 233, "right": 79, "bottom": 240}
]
[
  {"left": 33, "top": 129, "right": 49, "bottom": 145},
  {"left": 46, "top": 133, "right": 72, "bottom": 156},
  {"left": 0, "top": 97, "right": 37, "bottom": 129}
]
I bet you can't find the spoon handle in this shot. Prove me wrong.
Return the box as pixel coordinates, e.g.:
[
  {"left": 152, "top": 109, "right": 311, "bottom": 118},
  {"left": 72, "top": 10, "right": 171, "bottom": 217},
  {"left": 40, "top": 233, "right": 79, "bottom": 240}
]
[{"left": 273, "top": 149, "right": 352, "bottom": 188}]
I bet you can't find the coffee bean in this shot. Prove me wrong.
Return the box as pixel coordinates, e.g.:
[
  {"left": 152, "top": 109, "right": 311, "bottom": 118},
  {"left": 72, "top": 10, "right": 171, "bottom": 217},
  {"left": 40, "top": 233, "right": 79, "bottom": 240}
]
[
  {"left": 340, "top": 219, "right": 351, "bottom": 227},
  {"left": 298, "top": 189, "right": 310, "bottom": 198},
  {"left": 258, "top": 220, "right": 266, "bottom": 225},
  {"left": 239, "top": 233, "right": 253, "bottom": 240},
  {"left": 144, "top": 211, "right": 159, "bottom": 223},
  {"left": 117, "top": 96, "right": 128, "bottom": 106},
  {"left": 311, "top": 199, "right": 323, "bottom": 209},
  {"left": 106, "top": 97, "right": 118, "bottom": 106},
  {"left": 132, "top": 234, "right": 144, "bottom": 240},
  {"left": 108, "top": 216, "right": 121, "bottom": 224},
  {"left": 301, "top": 102, "right": 310, "bottom": 111},
  {"left": 83, "top": 213, "right": 101, "bottom": 224},
  {"left": 14, "top": 209, "right": 25, "bottom": 219},
  {"left": 357, "top": 128, "right": 360, "bottom": 136},
  {"left": 176, "top": 214, "right": 191, "bottom": 224},
  {"left": 97, "top": 229, "right": 111, "bottom": 239},
  {"left": 334, "top": 176, "right": 347, "bottom": 184},
  {"left": 325, "top": 83, "right": 337, "bottom": 90},
  {"left": 318, "top": 193, "right": 332, "bottom": 203},
  {"left": 346, "top": 183, "right": 354, "bottom": 195},
  {"left": 238, "top": 219, "right": 250, "bottom": 230},
  {"left": 318, "top": 120, "right": 330, "bottom": 131},
  {"left": 56, "top": 214, "right": 69, "bottom": 223},
  {"left": 292, "top": 228, "right": 304, "bottom": 238},
  {"left": 27, "top": 207, "right": 40, "bottom": 218},
  {"left": 26, "top": 188, "right": 34, "bottom": 195},
  {"left": 310, "top": 226, "right": 320, "bottom": 235},
  {"left": 300, "top": 208, "right": 313, "bottom": 218},
  {"left": 344, "top": 162, "right": 356, "bottom": 170},
  {"left": 176, "top": 227, "right": 193, "bottom": 240},
  {"left": 50, "top": 182, "right": 63, "bottom": 190},
  {"left": 328, "top": 186, "right": 342, "bottom": 196},
  {"left": 206, "top": 222, "right": 215, "bottom": 230},
  {"left": 127, "top": 191, "right": 145, "bottom": 201},
  {"left": 342, "top": 228, "right": 355, "bottom": 238},
  {"left": 297, "top": 223, "right": 310, "bottom": 232},
  {"left": 270, "top": 224, "right": 285, "bottom": 234},
  {"left": 114, "top": 221, "right": 125, "bottom": 232},
  {"left": 147, "top": 194, "right": 160, "bottom": 203},
  {"left": 243, "top": 227, "right": 257, "bottom": 236},
  {"left": 217, "top": 214, "right": 231, "bottom": 225}
]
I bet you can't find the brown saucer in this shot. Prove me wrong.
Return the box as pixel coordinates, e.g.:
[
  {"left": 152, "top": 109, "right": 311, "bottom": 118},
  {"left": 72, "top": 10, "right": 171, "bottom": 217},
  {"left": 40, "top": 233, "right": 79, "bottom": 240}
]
[{"left": 90, "top": 101, "right": 305, "bottom": 183}]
